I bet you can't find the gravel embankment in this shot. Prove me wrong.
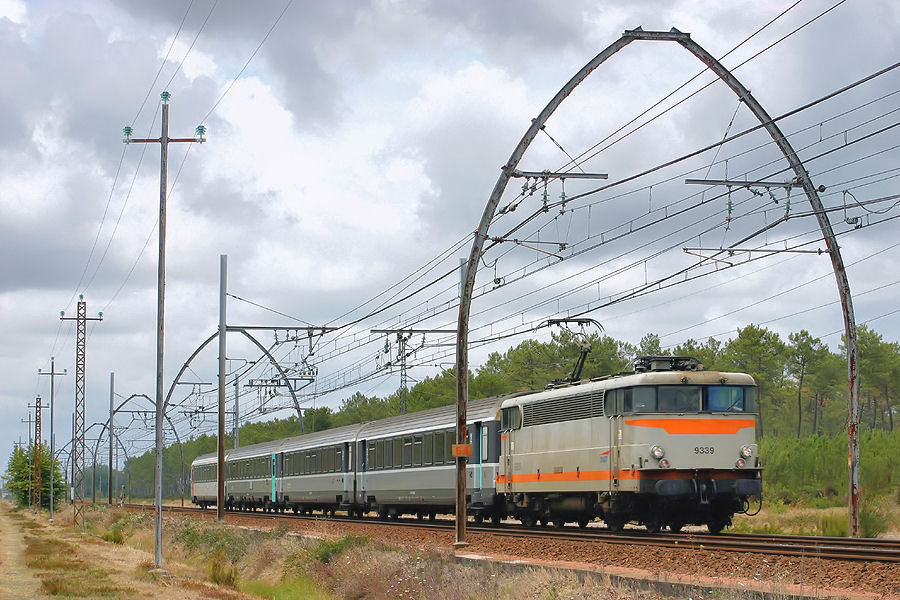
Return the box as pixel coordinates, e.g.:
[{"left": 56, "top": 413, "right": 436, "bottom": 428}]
[{"left": 218, "top": 513, "right": 900, "bottom": 598}]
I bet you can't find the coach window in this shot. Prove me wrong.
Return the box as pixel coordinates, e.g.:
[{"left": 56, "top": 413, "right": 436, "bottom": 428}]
[
  {"left": 413, "top": 434, "right": 423, "bottom": 466},
  {"left": 434, "top": 432, "right": 444, "bottom": 464},
  {"left": 393, "top": 438, "right": 403, "bottom": 468},
  {"left": 444, "top": 429, "right": 454, "bottom": 462},
  {"left": 335, "top": 447, "right": 344, "bottom": 473},
  {"left": 423, "top": 433, "right": 433, "bottom": 465},
  {"left": 401, "top": 436, "right": 411, "bottom": 467},
  {"left": 367, "top": 444, "right": 376, "bottom": 471}
]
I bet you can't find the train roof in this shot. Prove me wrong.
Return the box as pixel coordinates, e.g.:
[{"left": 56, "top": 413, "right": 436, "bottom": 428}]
[
  {"left": 279, "top": 423, "right": 365, "bottom": 453},
  {"left": 357, "top": 391, "right": 533, "bottom": 440},
  {"left": 501, "top": 369, "right": 756, "bottom": 408},
  {"left": 191, "top": 390, "right": 537, "bottom": 465}
]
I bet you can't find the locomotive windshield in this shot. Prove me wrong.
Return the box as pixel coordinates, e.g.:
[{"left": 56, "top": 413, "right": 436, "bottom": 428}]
[{"left": 609, "top": 385, "right": 757, "bottom": 414}]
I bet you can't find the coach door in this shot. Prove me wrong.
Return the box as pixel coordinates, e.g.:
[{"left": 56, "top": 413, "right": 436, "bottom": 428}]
[
  {"left": 500, "top": 405, "right": 520, "bottom": 493},
  {"left": 343, "top": 442, "right": 352, "bottom": 505}
]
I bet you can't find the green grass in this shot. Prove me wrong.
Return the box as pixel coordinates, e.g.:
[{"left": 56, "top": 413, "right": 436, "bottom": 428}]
[
  {"left": 241, "top": 575, "right": 333, "bottom": 600},
  {"left": 310, "top": 535, "right": 369, "bottom": 564}
]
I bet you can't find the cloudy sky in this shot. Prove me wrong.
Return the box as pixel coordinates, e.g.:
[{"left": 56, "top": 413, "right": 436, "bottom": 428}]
[{"left": 1, "top": 0, "right": 898, "bottom": 470}]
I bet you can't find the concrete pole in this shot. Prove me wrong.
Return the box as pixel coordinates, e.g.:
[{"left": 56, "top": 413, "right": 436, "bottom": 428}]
[
  {"left": 50, "top": 359, "right": 58, "bottom": 521},
  {"left": 234, "top": 374, "right": 240, "bottom": 449},
  {"left": 217, "top": 255, "right": 227, "bottom": 522},
  {"left": 153, "top": 98, "right": 170, "bottom": 570}
]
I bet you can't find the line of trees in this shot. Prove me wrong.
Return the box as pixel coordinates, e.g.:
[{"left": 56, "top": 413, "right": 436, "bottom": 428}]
[
  {"left": 2, "top": 444, "right": 65, "bottom": 508},
  {"left": 118, "top": 323, "right": 898, "bottom": 499}
]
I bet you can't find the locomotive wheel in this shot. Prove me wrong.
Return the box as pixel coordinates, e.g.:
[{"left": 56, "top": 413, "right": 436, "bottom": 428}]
[
  {"left": 644, "top": 517, "right": 662, "bottom": 534},
  {"left": 552, "top": 519, "right": 565, "bottom": 530},
  {"left": 491, "top": 513, "right": 502, "bottom": 526},
  {"left": 539, "top": 518, "right": 549, "bottom": 527},
  {"left": 521, "top": 515, "right": 537, "bottom": 527},
  {"left": 669, "top": 519, "right": 684, "bottom": 533},
  {"left": 577, "top": 519, "right": 590, "bottom": 529},
  {"left": 378, "top": 507, "right": 388, "bottom": 520},
  {"left": 473, "top": 514, "right": 483, "bottom": 524},
  {"left": 707, "top": 517, "right": 728, "bottom": 534},
  {"left": 605, "top": 516, "right": 625, "bottom": 532}
]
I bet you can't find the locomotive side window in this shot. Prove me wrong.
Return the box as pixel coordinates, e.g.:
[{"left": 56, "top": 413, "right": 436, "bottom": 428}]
[
  {"left": 604, "top": 389, "right": 622, "bottom": 414},
  {"left": 501, "top": 406, "right": 522, "bottom": 430}
]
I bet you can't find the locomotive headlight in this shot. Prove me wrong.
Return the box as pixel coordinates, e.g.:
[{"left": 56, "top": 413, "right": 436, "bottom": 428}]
[
  {"left": 735, "top": 458, "right": 746, "bottom": 468},
  {"left": 739, "top": 444, "right": 754, "bottom": 459},
  {"left": 658, "top": 458, "right": 670, "bottom": 469},
  {"left": 649, "top": 444, "right": 665, "bottom": 460}
]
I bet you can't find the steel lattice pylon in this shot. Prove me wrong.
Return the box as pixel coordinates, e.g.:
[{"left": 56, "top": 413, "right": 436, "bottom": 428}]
[
  {"left": 73, "top": 300, "right": 86, "bottom": 530},
  {"left": 61, "top": 296, "right": 101, "bottom": 531},
  {"left": 34, "top": 399, "right": 42, "bottom": 512}
]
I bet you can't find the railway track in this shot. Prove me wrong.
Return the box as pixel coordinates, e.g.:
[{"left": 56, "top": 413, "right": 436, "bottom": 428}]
[{"left": 124, "top": 504, "right": 900, "bottom": 563}]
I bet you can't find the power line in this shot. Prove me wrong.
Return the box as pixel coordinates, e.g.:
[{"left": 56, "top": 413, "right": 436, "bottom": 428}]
[
  {"left": 200, "top": 0, "right": 294, "bottom": 124},
  {"left": 131, "top": 0, "right": 197, "bottom": 126}
]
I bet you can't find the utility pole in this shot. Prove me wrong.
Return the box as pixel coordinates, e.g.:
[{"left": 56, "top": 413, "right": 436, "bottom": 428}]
[
  {"left": 234, "top": 374, "right": 240, "bottom": 449},
  {"left": 123, "top": 90, "right": 205, "bottom": 570},
  {"left": 39, "top": 358, "right": 66, "bottom": 522},
  {"left": 218, "top": 255, "right": 227, "bottom": 523},
  {"left": 60, "top": 295, "right": 102, "bottom": 532},
  {"left": 28, "top": 398, "right": 48, "bottom": 513},
  {"left": 21, "top": 412, "right": 34, "bottom": 510}
]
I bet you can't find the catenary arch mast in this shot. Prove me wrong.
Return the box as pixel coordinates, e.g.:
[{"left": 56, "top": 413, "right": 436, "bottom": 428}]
[{"left": 453, "top": 27, "right": 861, "bottom": 545}]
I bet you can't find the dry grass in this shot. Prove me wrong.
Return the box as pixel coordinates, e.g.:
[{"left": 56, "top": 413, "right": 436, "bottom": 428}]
[{"left": 732, "top": 500, "right": 900, "bottom": 537}]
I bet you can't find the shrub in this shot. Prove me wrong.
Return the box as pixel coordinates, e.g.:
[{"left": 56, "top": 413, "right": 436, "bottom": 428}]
[
  {"left": 311, "top": 535, "right": 368, "bottom": 564},
  {"left": 818, "top": 512, "right": 848, "bottom": 537},
  {"left": 101, "top": 525, "right": 125, "bottom": 544},
  {"left": 860, "top": 505, "right": 889, "bottom": 538},
  {"left": 207, "top": 550, "right": 238, "bottom": 587}
]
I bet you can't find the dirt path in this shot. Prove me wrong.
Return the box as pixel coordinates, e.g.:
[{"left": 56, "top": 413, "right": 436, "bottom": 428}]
[{"left": 0, "top": 504, "right": 45, "bottom": 599}]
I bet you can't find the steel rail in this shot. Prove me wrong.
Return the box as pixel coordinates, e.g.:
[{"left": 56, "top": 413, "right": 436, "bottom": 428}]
[{"left": 123, "top": 504, "right": 899, "bottom": 563}]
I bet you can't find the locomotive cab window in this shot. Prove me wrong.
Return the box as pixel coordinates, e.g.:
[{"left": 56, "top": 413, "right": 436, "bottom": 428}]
[
  {"left": 657, "top": 386, "right": 701, "bottom": 412},
  {"left": 706, "top": 386, "right": 757, "bottom": 413},
  {"left": 622, "top": 387, "right": 657, "bottom": 413}
]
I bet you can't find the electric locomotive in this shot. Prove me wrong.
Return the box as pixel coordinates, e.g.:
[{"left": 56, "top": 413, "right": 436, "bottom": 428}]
[{"left": 496, "top": 355, "right": 761, "bottom": 532}]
